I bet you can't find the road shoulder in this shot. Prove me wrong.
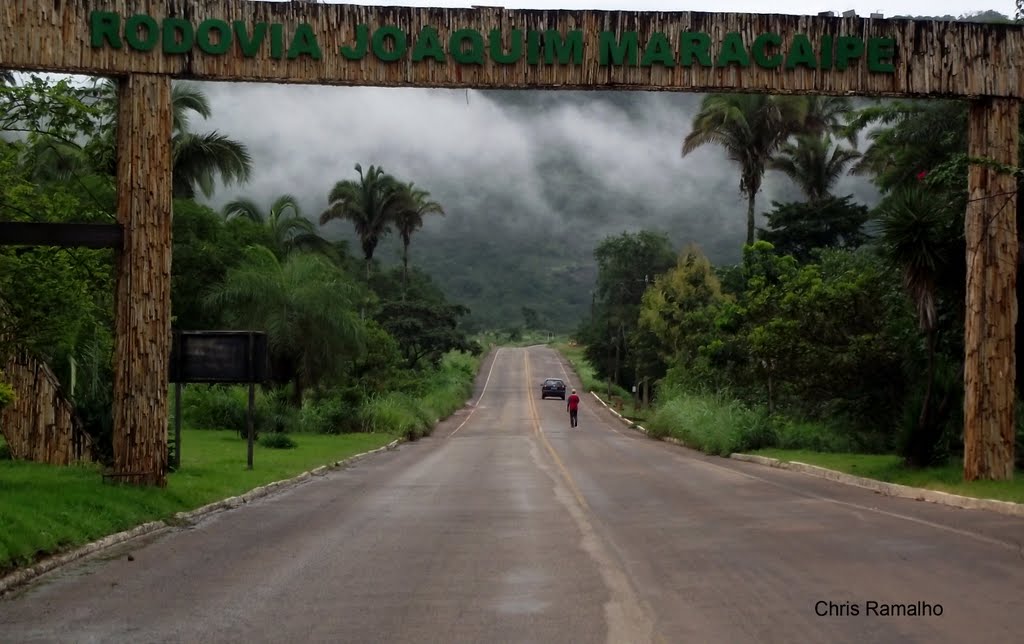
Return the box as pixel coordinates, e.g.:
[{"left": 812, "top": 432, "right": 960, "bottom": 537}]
[{"left": 585, "top": 389, "right": 1024, "bottom": 520}]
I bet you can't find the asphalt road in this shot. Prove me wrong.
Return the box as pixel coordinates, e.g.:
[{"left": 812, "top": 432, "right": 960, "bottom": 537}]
[{"left": 2, "top": 346, "right": 1023, "bottom": 643}]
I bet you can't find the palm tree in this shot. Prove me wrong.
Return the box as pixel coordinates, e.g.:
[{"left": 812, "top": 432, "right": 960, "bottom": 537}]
[
  {"left": 803, "top": 95, "right": 855, "bottom": 141},
  {"left": 320, "top": 163, "right": 403, "bottom": 281},
  {"left": 95, "top": 80, "right": 252, "bottom": 199},
  {"left": 204, "top": 246, "right": 366, "bottom": 407},
  {"left": 222, "top": 194, "right": 330, "bottom": 257},
  {"left": 682, "top": 94, "right": 808, "bottom": 245},
  {"left": 392, "top": 182, "right": 445, "bottom": 294},
  {"left": 769, "top": 134, "right": 862, "bottom": 204},
  {"left": 876, "top": 184, "right": 961, "bottom": 464}
]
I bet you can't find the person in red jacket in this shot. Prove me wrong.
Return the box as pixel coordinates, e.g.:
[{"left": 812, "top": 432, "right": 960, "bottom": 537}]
[{"left": 566, "top": 389, "right": 580, "bottom": 428}]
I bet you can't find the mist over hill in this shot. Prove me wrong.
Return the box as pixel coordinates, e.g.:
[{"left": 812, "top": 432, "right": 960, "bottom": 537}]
[{"left": 195, "top": 83, "right": 882, "bottom": 331}]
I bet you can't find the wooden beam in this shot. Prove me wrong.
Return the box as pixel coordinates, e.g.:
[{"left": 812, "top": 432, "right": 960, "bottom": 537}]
[
  {"left": 0, "top": 1, "right": 1023, "bottom": 98},
  {"left": 111, "top": 73, "right": 173, "bottom": 488},
  {"left": 964, "top": 97, "right": 1019, "bottom": 481},
  {"left": 0, "top": 222, "right": 123, "bottom": 249}
]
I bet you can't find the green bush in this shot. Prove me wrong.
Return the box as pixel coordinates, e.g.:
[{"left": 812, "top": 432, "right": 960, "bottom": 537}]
[
  {"left": 772, "top": 418, "right": 861, "bottom": 453},
  {"left": 181, "top": 385, "right": 251, "bottom": 432},
  {"left": 896, "top": 359, "right": 962, "bottom": 467},
  {"left": 300, "top": 395, "right": 359, "bottom": 434},
  {"left": 359, "top": 393, "right": 429, "bottom": 440},
  {"left": 0, "top": 377, "right": 14, "bottom": 411},
  {"left": 646, "top": 390, "right": 771, "bottom": 456},
  {"left": 260, "top": 432, "right": 297, "bottom": 449}
]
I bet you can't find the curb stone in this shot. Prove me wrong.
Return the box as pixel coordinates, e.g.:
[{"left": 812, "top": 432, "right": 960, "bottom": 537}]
[
  {"left": 729, "top": 453, "right": 1024, "bottom": 518},
  {"left": 0, "top": 437, "right": 404, "bottom": 597},
  {"left": 585, "top": 390, "right": 1024, "bottom": 519}
]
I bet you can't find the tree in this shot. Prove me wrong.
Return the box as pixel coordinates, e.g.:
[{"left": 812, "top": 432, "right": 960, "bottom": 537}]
[
  {"left": 682, "top": 94, "right": 809, "bottom": 245},
  {"left": 521, "top": 306, "right": 540, "bottom": 330},
  {"left": 638, "top": 244, "right": 726, "bottom": 366},
  {"left": 93, "top": 80, "right": 253, "bottom": 199},
  {"left": 846, "top": 100, "right": 967, "bottom": 194},
  {"left": 585, "top": 230, "right": 676, "bottom": 391},
  {"left": 376, "top": 299, "right": 473, "bottom": 369},
  {"left": 769, "top": 134, "right": 861, "bottom": 204},
  {"left": 757, "top": 196, "right": 870, "bottom": 262},
  {"left": 222, "top": 194, "right": 330, "bottom": 258},
  {"left": 876, "top": 184, "right": 963, "bottom": 467},
  {"left": 204, "top": 247, "right": 367, "bottom": 406},
  {"left": 392, "top": 182, "right": 445, "bottom": 294},
  {"left": 321, "top": 163, "right": 403, "bottom": 281}
]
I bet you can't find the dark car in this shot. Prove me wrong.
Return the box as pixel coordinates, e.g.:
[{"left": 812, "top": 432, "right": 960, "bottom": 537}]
[{"left": 541, "top": 378, "right": 566, "bottom": 400}]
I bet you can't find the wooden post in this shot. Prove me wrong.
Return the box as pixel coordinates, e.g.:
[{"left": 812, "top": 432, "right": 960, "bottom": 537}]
[
  {"left": 964, "top": 97, "right": 1020, "bottom": 482},
  {"left": 112, "top": 74, "right": 173, "bottom": 487}
]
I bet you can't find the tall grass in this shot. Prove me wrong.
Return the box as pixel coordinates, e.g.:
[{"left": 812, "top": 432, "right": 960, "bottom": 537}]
[
  {"left": 177, "top": 350, "right": 481, "bottom": 439},
  {"left": 646, "top": 390, "right": 773, "bottom": 456},
  {"left": 359, "top": 351, "right": 479, "bottom": 440}
]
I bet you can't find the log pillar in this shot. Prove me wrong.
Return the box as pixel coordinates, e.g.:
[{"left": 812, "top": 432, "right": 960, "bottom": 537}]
[
  {"left": 964, "top": 97, "right": 1020, "bottom": 481},
  {"left": 112, "top": 74, "right": 173, "bottom": 487}
]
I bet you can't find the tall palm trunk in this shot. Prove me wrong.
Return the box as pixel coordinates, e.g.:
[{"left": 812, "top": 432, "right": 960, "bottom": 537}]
[
  {"left": 402, "top": 240, "right": 410, "bottom": 299},
  {"left": 746, "top": 192, "right": 756, "bottom": 246}
]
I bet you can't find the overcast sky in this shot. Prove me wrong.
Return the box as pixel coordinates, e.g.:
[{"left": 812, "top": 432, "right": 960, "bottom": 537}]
[
  {"left": 9, "top": 1, "right": 998, "bottom": 263},
  {"left": 186, "top": 1, "right": 997, "bottom": 262}
]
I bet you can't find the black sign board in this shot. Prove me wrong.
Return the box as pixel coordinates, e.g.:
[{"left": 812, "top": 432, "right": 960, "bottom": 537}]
[{"left": 169, "top": 330, "right": 269, "bottom": 384}]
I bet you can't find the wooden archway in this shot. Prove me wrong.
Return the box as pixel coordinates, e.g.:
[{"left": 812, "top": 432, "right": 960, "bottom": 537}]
[{"left": 1, "top": 1, "right": 1020, "bottom": 485}]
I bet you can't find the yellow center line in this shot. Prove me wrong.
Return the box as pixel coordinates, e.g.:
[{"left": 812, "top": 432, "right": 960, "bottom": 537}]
[{"left": 524, "top": 351, "right": 591, "bottom": 512}]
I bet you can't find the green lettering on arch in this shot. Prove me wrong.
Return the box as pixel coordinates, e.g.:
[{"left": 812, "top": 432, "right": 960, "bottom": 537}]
[
  {"left": 197, "top": 19, "right": 233, "bottom": 56},
  {"left": 288, "top": 23, "right": 322, "bottom": 60},
  {"left": 489, "top": 29, "right": 523, "bottom": 64},
  {"left": 90, "top": 11, "right": 122, "bottom": 49},
  {"left": 784, "top": 34, "right": 817, "bottom": 70},
  {"left": 412, "top": 26, "right": 446, "bottom": 63},
  {"left": 372, "top": 25, "right": 407, "bottom": 62},
  {"left": 867, "top": 37, "right": 896, "bottom": 73},
  {"left": 715, "top": 32, "right": 750, "bottom": 68},
  {"left": 599, "top": 31, "right": 639, "bottom": 66},
  {"left": 679, "top": 32, "right": 711, "bottom": 67},
  {"left": 450, "top": 28, "right": 485, "bottom": 64},
  {"left": 750, "top": 33, "right": 782, "bottom": 68},
  {"left": 640, "top": 31, "right": 675, "bottom": 68},
  {"left": 544, "top": 30, "right": 583, "bottom": 65},
  {"left": 162, "top": 18, "right": 193, "bottom": 55},
  {"left": 125, "top": 14, "right": 159, "bottom": 52}
]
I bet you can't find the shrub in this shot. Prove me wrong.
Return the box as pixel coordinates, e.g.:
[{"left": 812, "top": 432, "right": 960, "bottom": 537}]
[
  {"left": 358, "top": 393, "right": 430, "bottom": 440},
  {"left": 896, "top": 359, "right": 962, "bottom": 468},
  {"left": 772, "top": 418, "right": 861, "bottom": 453},
  {"left": 181, "top": 385, "right": 250, "bottom": 432},
  {"left": 260, "top": 432, "right": 297, "bottom": 449},
  {"left": 300, "top": 395, "right": 359, "bottom": 434},
  {"left": 0, "top": 376, "right": 14, "bottom": 411},
  {"left": 646, "top": 391, "right": 771, "bottom": 456}
]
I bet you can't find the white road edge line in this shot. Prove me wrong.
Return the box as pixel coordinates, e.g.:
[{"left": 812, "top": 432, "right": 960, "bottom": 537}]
[{"left": 448, "top": 347, "right": 501, "bottom": 437}]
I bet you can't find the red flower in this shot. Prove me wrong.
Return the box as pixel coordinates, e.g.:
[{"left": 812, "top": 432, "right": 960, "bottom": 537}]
[{"left": 916, "top": 170, "right": 928, "bottom": 181}]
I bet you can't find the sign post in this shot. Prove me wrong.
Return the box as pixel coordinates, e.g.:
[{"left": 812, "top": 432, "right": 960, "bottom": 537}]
[{"left": 168, "top": 330, "right": 270, "bottom": 470}]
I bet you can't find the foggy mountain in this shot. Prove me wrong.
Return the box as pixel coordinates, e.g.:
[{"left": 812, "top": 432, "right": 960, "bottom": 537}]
[{"left": 193, "top": 82, "right": 883, "bottom": 331}]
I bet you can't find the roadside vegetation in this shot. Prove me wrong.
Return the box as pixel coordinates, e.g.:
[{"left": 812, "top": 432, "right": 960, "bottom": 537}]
[
  {"left": 572, "top": 89, "right": 1024, "bottom": 496},
  {"left": 0, "top": 76, "right": 482, "bottom": 572},
  {"left": 0, "top": 430, "right": 396, "bottom": 575}
]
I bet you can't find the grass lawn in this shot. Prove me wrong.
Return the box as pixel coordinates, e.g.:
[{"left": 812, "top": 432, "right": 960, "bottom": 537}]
[
  {"left": 0, "top": 429, "right": 397, "bottom": 575},
  {"left": 754, "top": 449, "right": 1024, "bottom": 504}
]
